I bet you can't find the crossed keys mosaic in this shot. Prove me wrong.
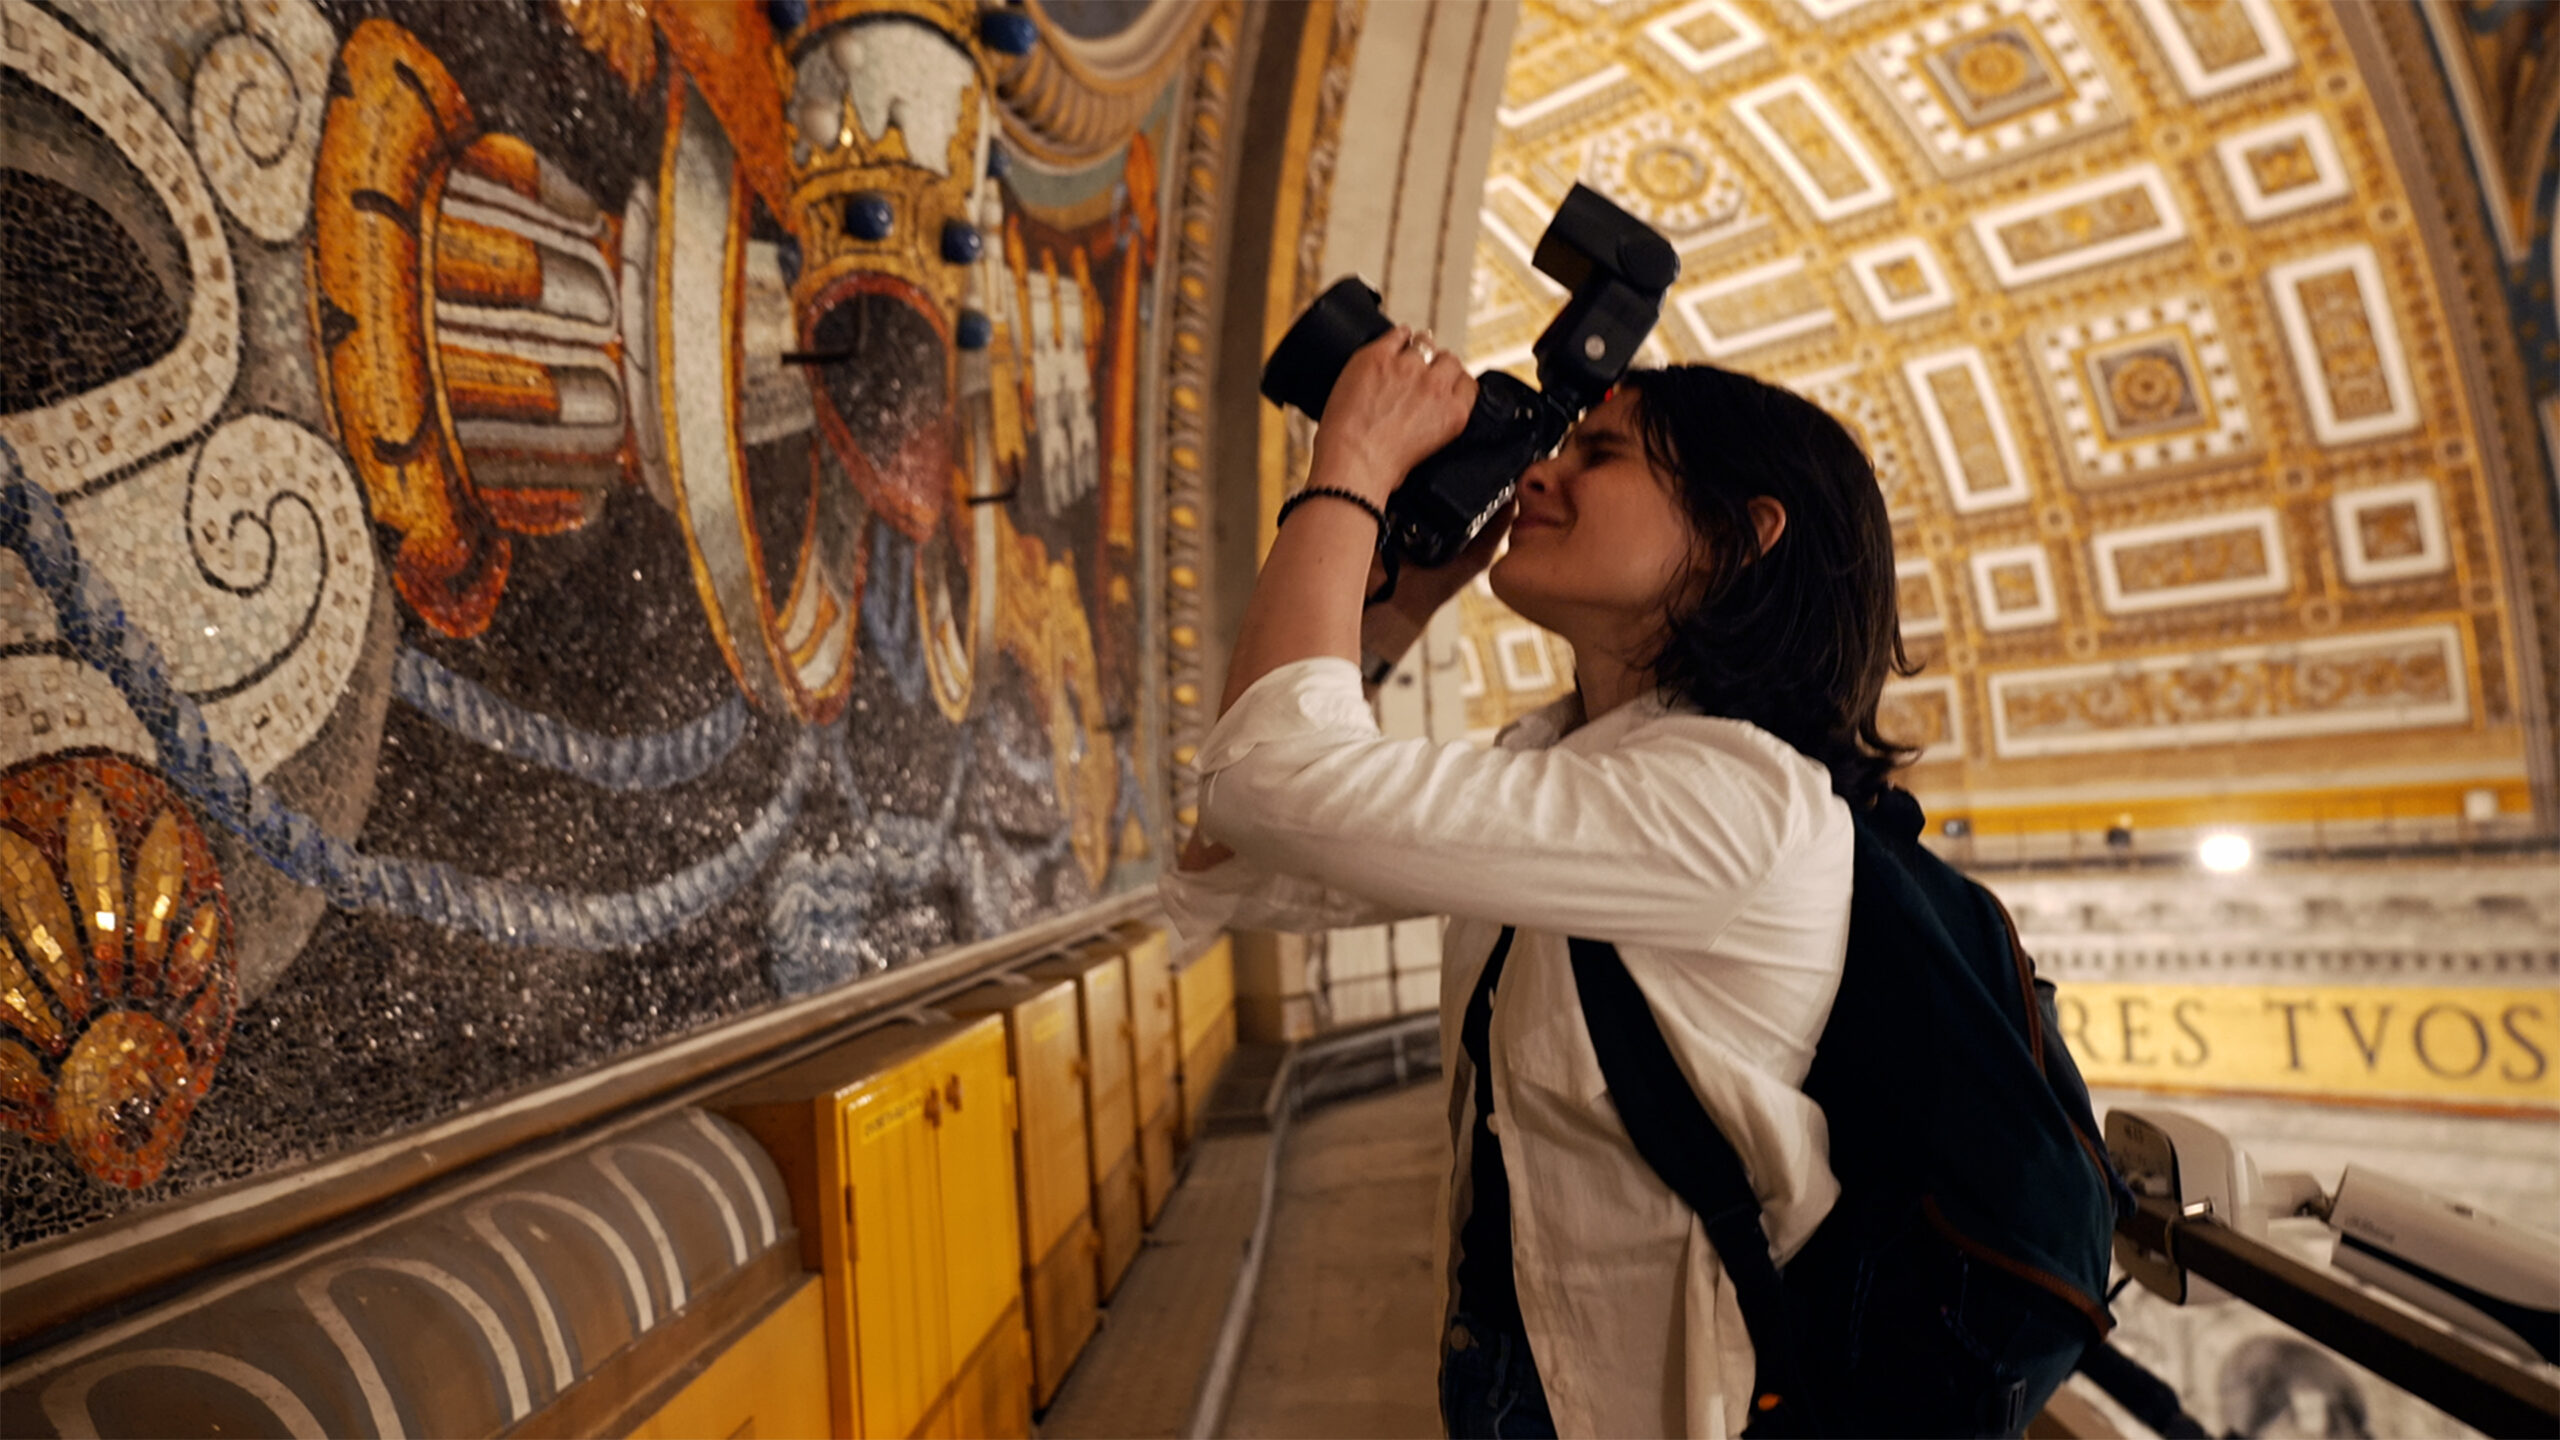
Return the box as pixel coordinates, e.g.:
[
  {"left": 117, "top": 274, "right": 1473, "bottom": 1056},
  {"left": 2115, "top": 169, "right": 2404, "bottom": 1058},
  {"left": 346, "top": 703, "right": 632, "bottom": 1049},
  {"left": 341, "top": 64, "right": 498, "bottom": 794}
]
[
  {"left": 1466, "top": 0, "right": 2541, "bottom": 829},
  {"left": 0, "top": 0, "right": 1203, "bottom": 1246}
]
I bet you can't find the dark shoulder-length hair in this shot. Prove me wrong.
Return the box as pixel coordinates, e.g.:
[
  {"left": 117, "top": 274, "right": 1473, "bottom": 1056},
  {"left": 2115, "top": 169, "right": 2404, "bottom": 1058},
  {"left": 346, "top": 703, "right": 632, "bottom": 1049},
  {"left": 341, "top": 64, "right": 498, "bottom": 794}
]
[{"left": 1616, "top": 365, "right": 1915, "bottom": 806}]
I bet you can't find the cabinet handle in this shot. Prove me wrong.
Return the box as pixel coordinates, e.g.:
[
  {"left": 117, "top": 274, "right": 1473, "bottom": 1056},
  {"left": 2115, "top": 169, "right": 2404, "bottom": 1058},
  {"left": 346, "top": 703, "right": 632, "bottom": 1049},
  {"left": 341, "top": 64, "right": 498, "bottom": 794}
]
[
  {"left": 946, "top": 1074, "right": 965, "bottom": 1111},
  {"left": 924, "top": 1086, "right": 942, "bottom": 1126}
]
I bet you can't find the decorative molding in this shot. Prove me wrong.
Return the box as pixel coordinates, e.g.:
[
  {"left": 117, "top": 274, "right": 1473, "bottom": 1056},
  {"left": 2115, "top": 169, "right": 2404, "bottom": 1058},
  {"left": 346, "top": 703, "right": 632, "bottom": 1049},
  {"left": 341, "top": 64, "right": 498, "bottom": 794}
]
[
  {"left": 2091, "top": 508, "right": 2290, "bottom": 615},
  {"left": 1671, "top": 255, "right": 1836, "bottom": 358},
  {"left": 1847, "top": 236, "right": 1955, "bottom": 322},
  {"left": 2039, "top": 295, "right": 2252, "bottom": 480},
  {"left": 0, "top": 1109, "right": 795, "bottom": 1437},
  {"left": 2129, "top": 0, "right": 2296, "bottom": 101},
  {"left": 1160, "top": 3, "right": 1242, "bottom": 831},
  {"left": 1903, "top": 348, "right": 2032, "bottom": 513},
  {"left": 1728, "top": 75, "right": 1893, "bottom": 222},
  {"left": 1494, "top": 61, "right": 1633, "bottom": 133},
  {"left": 1581, "top": 114, "right": 1751, "bottom": 243},
  {"left": 1970, "top": 163, "right": 2188, "bottom": 288},
  {"left": 1480, "top": 175, "right": 1568, "bottom": 297},
  {"left": 1865, "top": 0, "right": 2113, "bottom": 173},
  {"left": 2216, "top": 112, "right": 2350, "bottom": 223},
  {"left": 2333, "top": 478, "right": 2451, "bottom": 585},
  {"left": 1997, "top": 862, "right": 2560, "bottom": 973},
  {"left": 1879, "top": 675, "right": 1963, "bottom": 763},
  {"left": 1493, "top": 624, "right": 1558, "bottom": 692},
  {"left": 1969, "top": 542, "right": 2059, "bottom": 631},
  {"left": 2265, "top": 244, "right": 2419, "bottom": 445},
  {"left": 1896, "top": 556, "right": 1945, "bottom": 638},
  {"left": 1641, "top": 0, "right": 1765, "bottom": 76},
  {"left": 1987, "top": 624, "right": 2470, "bottom": 758},
  {"left": 993, "top": 0, "right": 1218, "bottom": 166}
]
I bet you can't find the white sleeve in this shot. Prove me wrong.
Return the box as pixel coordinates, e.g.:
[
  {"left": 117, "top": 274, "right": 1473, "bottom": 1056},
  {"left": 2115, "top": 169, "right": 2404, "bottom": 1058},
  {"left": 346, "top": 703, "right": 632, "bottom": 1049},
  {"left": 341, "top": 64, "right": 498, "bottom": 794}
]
[
  {"left": 1156, "top": 657, "right": 1433, "bottom": 941},
  {"left": 1187, "top": 658, "right": 1819, "bottom": 950},
  {"left": 1156, "top": 857, "right": 1421, "bottom": 942}
]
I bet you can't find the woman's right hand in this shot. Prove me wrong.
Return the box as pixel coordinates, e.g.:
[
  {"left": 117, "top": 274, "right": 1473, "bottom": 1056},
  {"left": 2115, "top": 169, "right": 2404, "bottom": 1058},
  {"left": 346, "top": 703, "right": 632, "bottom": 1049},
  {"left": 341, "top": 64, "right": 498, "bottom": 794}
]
[{"left": 1309, "top": 327, "right": 1477, "bottom": 504}]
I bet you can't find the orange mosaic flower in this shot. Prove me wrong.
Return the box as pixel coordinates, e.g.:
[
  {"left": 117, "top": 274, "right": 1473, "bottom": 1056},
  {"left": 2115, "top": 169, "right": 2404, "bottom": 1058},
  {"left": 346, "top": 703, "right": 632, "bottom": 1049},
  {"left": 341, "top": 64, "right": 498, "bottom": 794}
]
[{"left": 0, "top": 754, "right": 237, "bottom": 1189}]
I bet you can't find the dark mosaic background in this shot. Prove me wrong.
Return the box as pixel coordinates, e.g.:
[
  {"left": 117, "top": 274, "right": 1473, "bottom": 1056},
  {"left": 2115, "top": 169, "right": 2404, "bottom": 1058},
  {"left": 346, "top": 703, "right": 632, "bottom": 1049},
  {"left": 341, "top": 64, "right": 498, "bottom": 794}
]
[{"left": 0, "top": 0, "right": 1175, "bottom": 1249}]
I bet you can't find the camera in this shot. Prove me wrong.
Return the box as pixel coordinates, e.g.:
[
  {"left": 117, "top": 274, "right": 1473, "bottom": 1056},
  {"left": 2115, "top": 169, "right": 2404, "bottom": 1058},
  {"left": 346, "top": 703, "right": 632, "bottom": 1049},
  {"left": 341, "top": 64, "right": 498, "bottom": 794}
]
[{"left": 1258, "top": 183, "right": 1679, "bottom": 572}]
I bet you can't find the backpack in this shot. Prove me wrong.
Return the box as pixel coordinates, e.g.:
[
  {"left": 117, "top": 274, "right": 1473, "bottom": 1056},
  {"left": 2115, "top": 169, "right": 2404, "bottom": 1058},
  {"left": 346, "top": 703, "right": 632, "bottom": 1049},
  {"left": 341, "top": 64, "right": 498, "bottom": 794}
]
[{"left": 1569, "top": 786, "right": 2128, "bottom": 1438}]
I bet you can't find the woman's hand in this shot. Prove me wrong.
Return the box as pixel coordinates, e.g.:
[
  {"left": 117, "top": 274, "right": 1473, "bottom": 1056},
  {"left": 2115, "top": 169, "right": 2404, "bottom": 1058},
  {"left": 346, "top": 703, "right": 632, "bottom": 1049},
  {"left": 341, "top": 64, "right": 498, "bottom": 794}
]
[
  {"left": 1309, "top": 327, "right": 1477, "bottom": 503},
  {"left": 1177, "top": 829, "right": 1235, "bottom": 873}
]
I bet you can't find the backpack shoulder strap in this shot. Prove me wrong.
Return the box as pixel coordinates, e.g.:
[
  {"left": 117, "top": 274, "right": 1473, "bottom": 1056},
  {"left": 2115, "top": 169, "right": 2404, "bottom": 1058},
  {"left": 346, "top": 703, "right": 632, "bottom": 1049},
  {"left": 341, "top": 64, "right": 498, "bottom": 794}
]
[{"left": 1568, "top": 936, "right": 1802, "bottom": 1422}]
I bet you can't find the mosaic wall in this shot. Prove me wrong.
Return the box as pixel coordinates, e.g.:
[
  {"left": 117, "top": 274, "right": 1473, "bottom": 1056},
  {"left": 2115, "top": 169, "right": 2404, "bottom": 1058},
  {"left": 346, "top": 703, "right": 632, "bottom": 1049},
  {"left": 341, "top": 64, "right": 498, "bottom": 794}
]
[
  {"left": 0, "top": 0, "right": 1205, "bottom": 1250},
  {"left": 1459, "top": 0, "right": 2550, "bottom": 831}
]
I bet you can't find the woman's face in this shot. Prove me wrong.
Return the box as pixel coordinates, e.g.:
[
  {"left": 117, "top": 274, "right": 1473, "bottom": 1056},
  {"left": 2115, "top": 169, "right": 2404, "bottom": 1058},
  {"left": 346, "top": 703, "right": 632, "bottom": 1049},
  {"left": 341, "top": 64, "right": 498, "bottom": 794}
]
[{"left": 1488, "top": 389, "right": 1700, "bottom": 651}]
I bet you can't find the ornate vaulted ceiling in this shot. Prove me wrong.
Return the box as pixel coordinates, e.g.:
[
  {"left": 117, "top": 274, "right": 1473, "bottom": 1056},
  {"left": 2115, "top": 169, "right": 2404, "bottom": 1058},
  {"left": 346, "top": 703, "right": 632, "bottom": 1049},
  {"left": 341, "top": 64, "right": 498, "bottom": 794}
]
[{"left": 1460, "top": 0, "right": 2555, "bottom": 853}]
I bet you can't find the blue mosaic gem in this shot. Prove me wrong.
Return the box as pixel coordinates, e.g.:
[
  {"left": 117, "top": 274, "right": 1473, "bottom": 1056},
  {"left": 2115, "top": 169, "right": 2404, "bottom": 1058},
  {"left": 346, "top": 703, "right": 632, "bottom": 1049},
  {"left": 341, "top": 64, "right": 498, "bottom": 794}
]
[
  {"left": 844, "top": 193, "right": 895, "bottom": 241},
  {"left": 987, "top": 145, "right": 1013, "bottom": 181},
  {"left": 981, "top": 11, "right": 1037, "bottom": 56},
  {"left": 765, "top": 0, "right": 808, "bottom": 32},
  {"left": 940, "top": 219, "right": 983, "bottom": 264},
  {"left": 956, "top": 309, "right": 993, "bottom": 351}
]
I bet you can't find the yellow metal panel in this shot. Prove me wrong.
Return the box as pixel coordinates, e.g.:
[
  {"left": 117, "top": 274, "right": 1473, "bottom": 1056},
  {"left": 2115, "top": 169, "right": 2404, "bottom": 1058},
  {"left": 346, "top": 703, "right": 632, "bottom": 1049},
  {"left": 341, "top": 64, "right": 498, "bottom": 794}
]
[
  {"left": 718, "top": 1020, "right": 982, "bottom": 1440},
  {"left": 1175, "top": 937, "right": 1234, "bottom": 1056},
  {"left": 941, "top": 979, "right": 1093, "bottom": 1262},
  {"left": 1179, "top": 1023, "right": 1236, "bottom": 1148},
  {"left": 1029, "top": 946, "right": 1137, "bottom": 1178},
  {"left": 627, "top": 1276, "right": 831, "bottom": 1440},
  {"left": 1024, "top": 1215, "right": 1100, "bottom": 1406},
  {"left": 1136, "top": 1099, "right": 1176, "bottom": 1226},
  {"left": 932, "top": 1019, "right": 1026, "bottom": 1367},
  {"left": 1094, "top": 1147, "right": 1143, "bottom": 1299},
  {"left": 1019, "top": 984, "right": 1095, "bottom": 1259},
  {"left": 938, "top": 1299, "right": 1032, "bottom": 1440},
  {"left": 1080, "top": 956, "right": 1136, "bottom": 1175},
  {"left": 1124, "top": 925, "right": 1176, "bottom": 1119},
  {"left": 845, "top": 1058, "right": 952, "bottom": 1440}
]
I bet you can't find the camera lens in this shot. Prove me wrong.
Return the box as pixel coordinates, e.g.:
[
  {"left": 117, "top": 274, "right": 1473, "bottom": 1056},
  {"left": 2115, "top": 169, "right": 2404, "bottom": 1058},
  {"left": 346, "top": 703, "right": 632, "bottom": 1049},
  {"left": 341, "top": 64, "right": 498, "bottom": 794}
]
[{"left": 1258, "top": 278, "right": 1394, "bottom": 420}]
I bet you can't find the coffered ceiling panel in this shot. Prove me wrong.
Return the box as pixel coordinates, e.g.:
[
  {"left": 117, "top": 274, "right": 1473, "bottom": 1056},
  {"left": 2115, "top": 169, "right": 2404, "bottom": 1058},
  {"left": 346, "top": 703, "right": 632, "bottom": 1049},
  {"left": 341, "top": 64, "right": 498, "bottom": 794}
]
[{"left": 1463, "top": 0, "right": 2547, "bottom": 851}]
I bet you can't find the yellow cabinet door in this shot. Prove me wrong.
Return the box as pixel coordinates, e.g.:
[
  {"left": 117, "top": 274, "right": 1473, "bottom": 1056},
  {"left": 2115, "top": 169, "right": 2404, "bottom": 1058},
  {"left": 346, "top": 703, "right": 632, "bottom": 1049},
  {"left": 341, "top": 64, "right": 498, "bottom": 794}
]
[
  {"left": 1012, "top": 983, "right": 1092, "bottom": 1262},
  {"left": 1124, "top": 926, "right": 1175, "bottom": 1122},
  {"left": 1074, "top": 953, "right": 1135, "bottom": 1177},
  {"left": 1175, "top": 937, "right": 1233, "bottom": 1059},
  {"left": 843, "top": 1064, "right": 952, "bottom": 1440},
  {"left": 626, "top": 1278, "right": 831, "bottom": 1440},
  {"left": 931, "top": 1019, "right": 1024, "bottom": 1368}
]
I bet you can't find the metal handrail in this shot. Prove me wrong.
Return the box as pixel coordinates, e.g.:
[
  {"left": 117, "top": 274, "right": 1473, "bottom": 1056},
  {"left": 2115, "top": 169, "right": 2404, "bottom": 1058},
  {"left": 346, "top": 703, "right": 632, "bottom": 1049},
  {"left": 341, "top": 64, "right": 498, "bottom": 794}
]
[{"left": 2117, "top": 1195, "right": 2560, "bottom": 1438}]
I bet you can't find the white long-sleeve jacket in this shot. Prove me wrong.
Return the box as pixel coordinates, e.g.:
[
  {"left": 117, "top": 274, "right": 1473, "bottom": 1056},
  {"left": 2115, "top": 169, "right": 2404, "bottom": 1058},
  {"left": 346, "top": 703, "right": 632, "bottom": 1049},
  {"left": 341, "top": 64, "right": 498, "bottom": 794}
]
[{"left": 1161, "top": 657, "right": 1854, "bottom": 1438}]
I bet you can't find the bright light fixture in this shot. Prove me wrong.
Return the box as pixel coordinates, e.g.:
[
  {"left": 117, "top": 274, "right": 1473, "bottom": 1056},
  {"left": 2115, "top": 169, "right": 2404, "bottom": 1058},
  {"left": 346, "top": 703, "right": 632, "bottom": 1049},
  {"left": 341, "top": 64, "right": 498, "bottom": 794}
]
[{"left": 2197, "top": 831, "right": 2253, "bottom": 873}]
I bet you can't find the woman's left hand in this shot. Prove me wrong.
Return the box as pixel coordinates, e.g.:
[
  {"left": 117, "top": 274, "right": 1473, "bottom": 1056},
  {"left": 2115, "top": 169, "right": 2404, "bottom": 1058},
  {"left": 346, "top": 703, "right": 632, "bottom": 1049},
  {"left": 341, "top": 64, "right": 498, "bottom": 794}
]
[{"left": 1309, "top": 327, "right": 1478, "bottom": 502}]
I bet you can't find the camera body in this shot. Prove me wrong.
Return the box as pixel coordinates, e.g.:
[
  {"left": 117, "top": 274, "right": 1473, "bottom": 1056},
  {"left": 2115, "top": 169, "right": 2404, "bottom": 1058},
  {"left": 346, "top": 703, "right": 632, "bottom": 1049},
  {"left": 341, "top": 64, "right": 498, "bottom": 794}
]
[{"left": 1259, "top": 184, "right": 1679, "bottom": 569}]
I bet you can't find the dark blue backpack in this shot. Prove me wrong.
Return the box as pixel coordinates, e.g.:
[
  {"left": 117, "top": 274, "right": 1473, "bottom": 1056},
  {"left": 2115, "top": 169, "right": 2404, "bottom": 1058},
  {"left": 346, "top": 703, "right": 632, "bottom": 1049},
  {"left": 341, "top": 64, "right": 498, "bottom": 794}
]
[{"left": 1571, "top": 787, "right": 2128, "bottom": 1437}]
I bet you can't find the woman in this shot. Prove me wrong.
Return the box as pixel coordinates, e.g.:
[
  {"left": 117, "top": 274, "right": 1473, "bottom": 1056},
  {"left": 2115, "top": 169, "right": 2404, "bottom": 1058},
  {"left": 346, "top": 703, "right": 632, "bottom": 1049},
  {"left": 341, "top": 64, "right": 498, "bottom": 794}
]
[{"left": 1162, "top": 327, "right": 1911, "bottom": 1437}]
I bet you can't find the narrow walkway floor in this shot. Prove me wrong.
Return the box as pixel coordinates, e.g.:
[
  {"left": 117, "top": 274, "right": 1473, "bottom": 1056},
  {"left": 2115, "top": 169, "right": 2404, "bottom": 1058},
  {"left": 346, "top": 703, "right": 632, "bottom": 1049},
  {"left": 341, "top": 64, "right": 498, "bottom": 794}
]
[{"left": 1221, "top": 1079, "right": 1447, "bottom": 1439}]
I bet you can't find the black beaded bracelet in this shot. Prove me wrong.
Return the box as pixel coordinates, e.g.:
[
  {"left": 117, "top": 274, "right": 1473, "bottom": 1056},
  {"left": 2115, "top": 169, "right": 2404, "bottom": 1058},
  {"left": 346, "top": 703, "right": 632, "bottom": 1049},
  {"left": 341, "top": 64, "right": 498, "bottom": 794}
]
[{"left": 1276, "top": 485, "right": 1387, "bottom": 533}]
